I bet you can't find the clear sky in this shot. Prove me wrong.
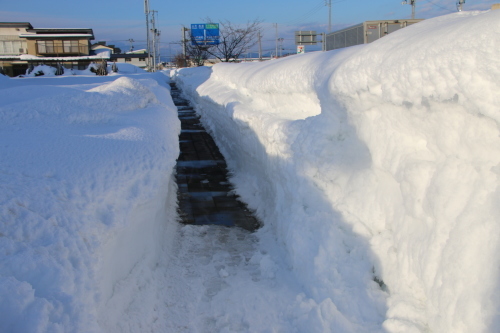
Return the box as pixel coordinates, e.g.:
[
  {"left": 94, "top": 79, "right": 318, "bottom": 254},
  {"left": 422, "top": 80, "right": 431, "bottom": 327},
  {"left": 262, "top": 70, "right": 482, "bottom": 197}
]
[{"left": 1, "top": 0, "right": 496, "bottom": 60}]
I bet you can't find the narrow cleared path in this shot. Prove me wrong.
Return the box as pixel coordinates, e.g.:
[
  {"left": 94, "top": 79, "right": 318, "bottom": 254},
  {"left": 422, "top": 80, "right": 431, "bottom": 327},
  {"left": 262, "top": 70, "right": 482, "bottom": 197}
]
[
  {"left": 159, "top": 83, "right": 299, "bottom": 332},
  {"left": 170, "top": 82, "right": 259, "bottom": 231}
]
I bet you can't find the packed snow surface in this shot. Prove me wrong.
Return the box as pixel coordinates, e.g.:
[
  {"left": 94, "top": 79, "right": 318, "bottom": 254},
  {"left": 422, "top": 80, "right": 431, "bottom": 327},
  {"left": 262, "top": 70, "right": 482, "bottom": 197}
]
[
  {"left": 0, "top": 72, "right": 180, "bottom": 331},
  {"left": 174, "top": 10, "right": 500, "bottom": 333}
]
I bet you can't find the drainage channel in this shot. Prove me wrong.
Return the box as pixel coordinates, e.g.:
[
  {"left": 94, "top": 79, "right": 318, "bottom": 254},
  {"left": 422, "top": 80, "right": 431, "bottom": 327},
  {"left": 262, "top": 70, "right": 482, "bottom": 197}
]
[{"left": 170, "top": 82, "right": 260, "bottom": 232}]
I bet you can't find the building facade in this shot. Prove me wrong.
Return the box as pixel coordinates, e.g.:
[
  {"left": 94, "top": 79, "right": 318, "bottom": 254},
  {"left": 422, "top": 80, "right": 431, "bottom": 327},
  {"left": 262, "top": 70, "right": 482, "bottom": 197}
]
[
  {"left": 0, "top": 22, "right": 32, "bottom": 76},
  {"left": 325, "top": 19, "right": 424, "bottom": 51},
  {"left": 0, "top": 22, "right": 105, "bottom": 77}
]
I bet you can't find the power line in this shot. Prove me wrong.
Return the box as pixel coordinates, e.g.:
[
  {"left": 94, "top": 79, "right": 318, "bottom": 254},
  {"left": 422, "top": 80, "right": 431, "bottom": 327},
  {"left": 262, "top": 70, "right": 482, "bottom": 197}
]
[
  {"left": 278, "top": 0, "right": 351, "bottom": 29},
  {"left": 283, "top": 2, "right": 325, "bottom": 26},
  {"left": 423, "top": 0, "right": 455, "bottom": 12}
]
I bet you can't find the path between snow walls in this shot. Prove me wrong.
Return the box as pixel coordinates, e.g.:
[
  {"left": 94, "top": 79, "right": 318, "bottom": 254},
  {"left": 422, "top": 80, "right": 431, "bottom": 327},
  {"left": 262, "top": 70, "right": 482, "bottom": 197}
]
[
  {"left": 173, "top": 10, "right": 500, "bottom": 333},
  {"left": 0, "top": 73, "right": 180, "bottom": 332}
]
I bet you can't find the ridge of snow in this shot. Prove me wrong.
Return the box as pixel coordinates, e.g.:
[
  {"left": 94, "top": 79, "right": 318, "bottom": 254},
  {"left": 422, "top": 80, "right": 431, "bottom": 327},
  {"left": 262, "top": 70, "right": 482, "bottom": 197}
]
[{"left": 174, "top": 10, "right": 500, "bottom": 333}]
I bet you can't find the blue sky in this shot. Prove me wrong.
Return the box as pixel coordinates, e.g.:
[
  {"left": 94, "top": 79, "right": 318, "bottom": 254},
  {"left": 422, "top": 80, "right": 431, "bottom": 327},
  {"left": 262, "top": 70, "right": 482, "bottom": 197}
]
[{"left": 1, "top": 0, "right": 496, "bottom": 60}]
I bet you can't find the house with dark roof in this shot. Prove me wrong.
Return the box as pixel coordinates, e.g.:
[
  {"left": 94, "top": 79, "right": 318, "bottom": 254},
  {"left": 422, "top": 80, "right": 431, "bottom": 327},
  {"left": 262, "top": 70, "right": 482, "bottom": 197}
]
[{"left": 0, "top": 22, "right": 108, "bottom": 76}]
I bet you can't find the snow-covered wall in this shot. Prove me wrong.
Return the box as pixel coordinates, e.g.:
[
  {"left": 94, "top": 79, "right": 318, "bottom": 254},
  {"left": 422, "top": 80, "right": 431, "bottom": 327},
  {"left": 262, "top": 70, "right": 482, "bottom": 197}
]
[
  {"left": 175, "top": 10, "right": 500, "bottom": 333},
  {"left": 0, "top": 73, "right": 180, "bottom": 331}
]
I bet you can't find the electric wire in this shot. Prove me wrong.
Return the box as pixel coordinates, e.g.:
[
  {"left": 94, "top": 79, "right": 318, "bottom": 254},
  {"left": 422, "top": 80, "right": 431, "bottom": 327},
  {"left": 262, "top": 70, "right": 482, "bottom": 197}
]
[{"left": 422, "top": 0, "right": 455, "bottom": 12}]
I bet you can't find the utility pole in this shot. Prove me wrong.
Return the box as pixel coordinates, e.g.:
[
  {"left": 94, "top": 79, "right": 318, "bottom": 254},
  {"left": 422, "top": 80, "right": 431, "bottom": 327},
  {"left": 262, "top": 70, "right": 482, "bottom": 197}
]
[
  {"left": 156, "top": 28, "right": 161, "bottom": 67},
  {"left": 182, "top": 26, "right": 188, "bottom": 67},
  {"left": 325, "top": 0, "right": 332, "bottom": 33},
  {"left": 402, "top": 0, "right": 416, "bottom": 19},
  {"left": 258, "top": 32, "right": 262, "bottom": 61},
  {"left": 150, "top": 10, "right": 158, "bottom": 71},
  {"left": 457, "top": 0, "right": 465, "bottom": 11},
  {"left": 127, "top": 39, "right": 134, "bottom": 52},
  {"left": 278, "top": 38, "right": 284, "bottom": 57},
  {"left": 273, "top": 23, "right": 278, "bottom": 58},
  {"left": 144, "top": 0, "right": 151, "bottom": 71}
]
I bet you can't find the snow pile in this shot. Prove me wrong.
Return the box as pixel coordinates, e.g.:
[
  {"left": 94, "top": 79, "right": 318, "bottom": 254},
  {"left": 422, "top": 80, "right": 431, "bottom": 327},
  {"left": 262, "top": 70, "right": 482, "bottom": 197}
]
[
  {"left": 0, "top": 73, "right": 180, "bottom": 331},
  {"left": 111, "top": 63, "right": 147, "bottom": 74},
  {"left": 25, "top": 64, "right": 58, "bottom": 76},
  {"left": 174, "top": 10, "right": 500, "bottom": 333}
]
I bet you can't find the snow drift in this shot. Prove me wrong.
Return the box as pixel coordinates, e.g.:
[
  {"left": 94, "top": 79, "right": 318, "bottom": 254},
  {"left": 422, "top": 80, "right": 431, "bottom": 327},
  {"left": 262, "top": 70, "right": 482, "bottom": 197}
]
[
  {"left": 174, "top": 10, "right": 500, "bottom": 333},
  {"left": 0, "top": 73, "right": 180, "bottom": 331}
]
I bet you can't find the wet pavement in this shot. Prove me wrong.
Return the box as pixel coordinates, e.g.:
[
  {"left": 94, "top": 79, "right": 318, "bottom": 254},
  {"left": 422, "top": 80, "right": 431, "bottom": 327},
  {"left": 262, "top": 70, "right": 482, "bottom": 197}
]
[{"left": 171, "top": 83, "right": 260, "bottom": 231}]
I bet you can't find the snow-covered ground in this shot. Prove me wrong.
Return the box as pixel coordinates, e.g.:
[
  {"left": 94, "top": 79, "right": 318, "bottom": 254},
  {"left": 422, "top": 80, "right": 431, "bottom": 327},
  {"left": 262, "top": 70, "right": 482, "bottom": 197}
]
[
  {"left": 1, "top": 9, "right": 499, "bottom": 333},
  {"left": 173, "top": 10, "right": 500, "bottom": 333},
  {"left": 0, "top": 71, "right": 180, "bottom": 331}
]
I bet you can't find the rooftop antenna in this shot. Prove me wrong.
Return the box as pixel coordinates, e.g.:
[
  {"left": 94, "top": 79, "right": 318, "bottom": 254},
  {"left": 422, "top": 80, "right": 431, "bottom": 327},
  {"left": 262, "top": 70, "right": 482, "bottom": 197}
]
[
  {"left": 457, "top": 0, "right": 466, "bottom": 11},
  {"left": 401, "top": 0, "right": 416, "bottom": 19}
]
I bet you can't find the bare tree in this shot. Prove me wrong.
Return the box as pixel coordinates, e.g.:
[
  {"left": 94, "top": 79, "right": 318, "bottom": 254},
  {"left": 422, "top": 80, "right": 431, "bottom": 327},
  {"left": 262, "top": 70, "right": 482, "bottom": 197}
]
[
  {"left": 191, "top": 19, "right": 261, "bottom": 63},
  {"left": 186, "top": 41, "right": 209, "bottom": 66},
  {"left": 173, "top": 53, "right": 187, "bottom": 68}
]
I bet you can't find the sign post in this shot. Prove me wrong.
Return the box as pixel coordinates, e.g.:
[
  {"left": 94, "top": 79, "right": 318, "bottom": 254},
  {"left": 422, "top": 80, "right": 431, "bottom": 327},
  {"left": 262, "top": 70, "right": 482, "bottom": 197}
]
[
  {"left": 191, "top": 23, "right": 220, "bottom": 46},
  {"left": 294, "top": 31, "right": 317, "bottom": 46},
  {"left": 297, "top": 45, "right": 305, "bottom": 54}
]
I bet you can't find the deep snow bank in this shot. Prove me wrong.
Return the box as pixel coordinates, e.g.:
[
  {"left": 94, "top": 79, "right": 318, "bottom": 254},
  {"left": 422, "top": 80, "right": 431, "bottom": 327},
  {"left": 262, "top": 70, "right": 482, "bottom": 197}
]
[
  {"left": 174, "top": 10, "right": 500, "bottom": 333},
  {"left": 0, "top": 73, "right": 180, "bottom": 331}
]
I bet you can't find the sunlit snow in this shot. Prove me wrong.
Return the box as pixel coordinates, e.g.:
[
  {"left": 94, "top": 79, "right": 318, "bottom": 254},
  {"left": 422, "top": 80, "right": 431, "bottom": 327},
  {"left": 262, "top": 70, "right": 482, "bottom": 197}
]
[{"left": 0, "top": 9, "right": 499, "bottom": 333}]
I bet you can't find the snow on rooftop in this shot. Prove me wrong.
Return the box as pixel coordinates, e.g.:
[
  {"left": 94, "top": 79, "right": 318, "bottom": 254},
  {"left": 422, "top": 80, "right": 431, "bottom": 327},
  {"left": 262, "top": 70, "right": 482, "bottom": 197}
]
[
  {"left": 126, "top": 49, "right": 147, "bottom": 54},
  {"left": 19, "top": 50, "right": 110, "bottom": 61}
]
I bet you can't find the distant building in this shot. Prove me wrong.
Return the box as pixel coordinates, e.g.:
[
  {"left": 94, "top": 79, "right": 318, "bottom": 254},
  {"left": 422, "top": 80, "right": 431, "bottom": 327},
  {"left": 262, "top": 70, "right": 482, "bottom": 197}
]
[
  {"left": 0, "top": 22, "right": 32, "bottom": 76},
  {"left": 91, "top": 41, "right": 121, "bottom": 54},
  {"left": 0, "top": 22, "right": 108, "bottom": 77},
  {"left": 110, "top": 49, "right": 149, "bottom": 69},
  {"left": 110, "top": 54, "right": 147, "bottom": 69},
  {"left": 325, "top": 19, "right": 424, "bottom": 51}
]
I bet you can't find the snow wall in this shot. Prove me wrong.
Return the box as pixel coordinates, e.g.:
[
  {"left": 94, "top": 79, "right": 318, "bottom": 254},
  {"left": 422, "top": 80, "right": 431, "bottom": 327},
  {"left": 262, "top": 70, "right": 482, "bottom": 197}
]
[
  {"left": 0, "top": 73, "right": 180, "bottom": 332},
  {"left": 174, "top": 11, "right": 500, "bottom": 333}
]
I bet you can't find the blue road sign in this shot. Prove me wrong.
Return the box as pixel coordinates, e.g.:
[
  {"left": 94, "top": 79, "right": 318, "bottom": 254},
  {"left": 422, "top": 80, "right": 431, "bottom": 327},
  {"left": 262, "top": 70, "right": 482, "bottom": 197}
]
[{"left": 191, "top": 23, "right": 220, "bottom": 45}]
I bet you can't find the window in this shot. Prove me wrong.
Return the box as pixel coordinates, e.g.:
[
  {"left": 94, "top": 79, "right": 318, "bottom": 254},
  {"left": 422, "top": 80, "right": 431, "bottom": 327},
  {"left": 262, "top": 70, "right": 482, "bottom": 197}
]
[
  {"left": 37, "top": 40, "right": 55, "bottom": 54},
  {"left": 37, "top": 40, "right": 84, "bottom": 54},
  {"left": 139, "top": 58, "right": 145, "bottom": 61},
  {"left": 63, "top": 40, "right": 79, "bottom": 53},
  {"left": 0, "top": 40, "right": 25, "bottom": 55},
  {"left": 125, "top": 58, "right": 132, "bottom": 62}
]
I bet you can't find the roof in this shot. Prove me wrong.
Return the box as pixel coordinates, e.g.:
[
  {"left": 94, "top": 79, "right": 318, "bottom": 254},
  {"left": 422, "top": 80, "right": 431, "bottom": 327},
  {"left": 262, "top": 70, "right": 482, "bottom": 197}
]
[
  {"left": 24, "top": 28, "right": 95, "bottom": 39},
  {"left": 0, "top": 55, "right": 21, "bottom": 60},
  {"left": 111, "top": 54, "right": 149, "bottom": 59},
  {"left": 0, "top": 22, "right": 33, "bottom": 29},
  {"left": 126, "top": 49, "right": 147, "bottom": 54},
  {"left": 20, "top": 34, "right": 94, "bottom": 38},
  {"left": 91, "top": 44, "right": 114, "bottom": 50}
]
